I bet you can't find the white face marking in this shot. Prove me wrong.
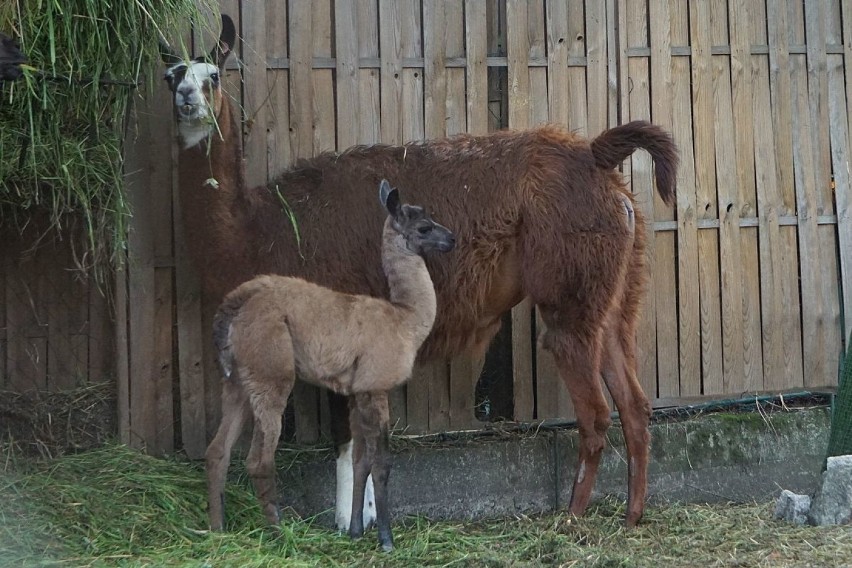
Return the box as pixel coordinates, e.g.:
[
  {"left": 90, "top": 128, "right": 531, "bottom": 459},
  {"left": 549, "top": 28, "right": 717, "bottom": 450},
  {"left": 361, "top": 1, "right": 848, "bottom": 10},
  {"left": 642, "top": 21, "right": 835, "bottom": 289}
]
[
  {"left": 165, "top": 61, "right": 221, "bottom": 148},
  {"left": 577, "top": 460, "right": 587, "bottom": 484},
  {"left": 335, "top": 441, "right": 377, "bottom": 532}
]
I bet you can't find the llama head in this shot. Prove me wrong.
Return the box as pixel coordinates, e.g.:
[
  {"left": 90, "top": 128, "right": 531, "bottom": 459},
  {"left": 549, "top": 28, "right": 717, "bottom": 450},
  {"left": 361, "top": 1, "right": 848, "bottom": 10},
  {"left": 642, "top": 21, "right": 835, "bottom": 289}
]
[
  {"left": 0, "top": 32, "right": 26, "bottom": 82},
  {"left": 161, "top": 14, "right": 236, "bottom": 149},
  {"left": 379, "top": 179, "right": 456, "bottom": 256}
]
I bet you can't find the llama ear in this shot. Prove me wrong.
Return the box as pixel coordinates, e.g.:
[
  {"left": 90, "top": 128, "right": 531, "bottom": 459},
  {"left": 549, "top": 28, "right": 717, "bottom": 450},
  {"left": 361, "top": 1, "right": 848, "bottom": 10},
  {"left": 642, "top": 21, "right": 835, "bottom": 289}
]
[
  {"left": 159, "top": 37, "right": 182, "bottom": 66},
  {"left": 379, "top": 180, "right": 401, "bottom": 217},
  {"left": 209, "top": 14, "right": 237, "bottom": 69}
]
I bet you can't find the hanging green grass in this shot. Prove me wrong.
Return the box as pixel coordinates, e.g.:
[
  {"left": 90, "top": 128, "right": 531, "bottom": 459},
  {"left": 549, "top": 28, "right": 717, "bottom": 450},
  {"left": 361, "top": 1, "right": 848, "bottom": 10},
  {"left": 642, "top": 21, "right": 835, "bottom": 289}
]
[{"left": 0, "top": 1, "right": 215, "bottom": 278}]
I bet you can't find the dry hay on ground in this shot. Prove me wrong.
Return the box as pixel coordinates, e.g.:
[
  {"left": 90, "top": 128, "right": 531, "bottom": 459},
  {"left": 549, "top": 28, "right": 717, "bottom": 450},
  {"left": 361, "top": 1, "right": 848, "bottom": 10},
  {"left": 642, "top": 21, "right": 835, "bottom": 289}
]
[{"left": 0, "top": 382, "right": 115, "bottom": 459}]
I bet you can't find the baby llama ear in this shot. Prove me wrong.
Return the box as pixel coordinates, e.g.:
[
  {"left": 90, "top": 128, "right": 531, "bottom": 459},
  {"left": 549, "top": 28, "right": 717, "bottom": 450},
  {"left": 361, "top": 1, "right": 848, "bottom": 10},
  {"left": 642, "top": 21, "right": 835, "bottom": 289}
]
[{"left": 379, "top": 180, "right": 401, "bottom": 217}]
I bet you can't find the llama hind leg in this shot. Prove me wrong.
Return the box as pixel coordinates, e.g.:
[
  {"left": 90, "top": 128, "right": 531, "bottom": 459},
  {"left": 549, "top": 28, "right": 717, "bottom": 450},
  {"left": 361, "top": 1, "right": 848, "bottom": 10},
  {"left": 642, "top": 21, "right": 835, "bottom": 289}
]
[
  {"left": 245, "top": 386, "right": 289, "bottom": 526},
  {"left": 539, "top": 317, "right": 612, "bottom": 518},
  {"left": 601, "top": 327, "right": 651, "bottom": 527},
  {"left": 206, "top": 379, "right": 250, "bottom": 531}
]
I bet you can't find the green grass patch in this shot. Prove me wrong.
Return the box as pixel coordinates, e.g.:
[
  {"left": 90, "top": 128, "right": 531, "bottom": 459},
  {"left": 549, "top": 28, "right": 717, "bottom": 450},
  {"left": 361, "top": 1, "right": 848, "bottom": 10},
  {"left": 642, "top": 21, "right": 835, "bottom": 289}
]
[{"left": 1, "top": 444, "right": 850, "bottom": 567}]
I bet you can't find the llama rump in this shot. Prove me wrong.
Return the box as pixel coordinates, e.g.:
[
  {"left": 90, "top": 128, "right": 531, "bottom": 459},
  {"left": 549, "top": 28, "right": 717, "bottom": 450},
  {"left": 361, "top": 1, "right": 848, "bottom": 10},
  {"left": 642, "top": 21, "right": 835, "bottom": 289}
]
[
  {"left": 161, "top": 15, "right": 678, "bottom": 530},
  {"left": 207, "top": 180, "right": 455, "bottom": 551},
  {"left": 0, "top": 32, "right": 26, "bottom": 82}
]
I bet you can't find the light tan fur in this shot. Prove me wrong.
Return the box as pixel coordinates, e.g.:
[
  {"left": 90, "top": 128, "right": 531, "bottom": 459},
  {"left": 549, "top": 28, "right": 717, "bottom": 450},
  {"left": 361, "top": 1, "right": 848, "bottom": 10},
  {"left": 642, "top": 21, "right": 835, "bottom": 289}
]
[{"left": 206, "top": 186, "right": 454, "bottom": 551}]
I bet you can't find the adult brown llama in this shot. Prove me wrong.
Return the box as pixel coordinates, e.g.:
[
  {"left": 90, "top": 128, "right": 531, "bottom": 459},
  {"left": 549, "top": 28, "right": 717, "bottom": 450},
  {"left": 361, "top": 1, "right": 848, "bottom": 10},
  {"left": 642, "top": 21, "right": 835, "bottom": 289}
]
[
  {"left": 209, "top": 181, "right": 455, "bottom": 551},
  {"left": 161, "top": 15, "right": 678, "bottom": 530}
]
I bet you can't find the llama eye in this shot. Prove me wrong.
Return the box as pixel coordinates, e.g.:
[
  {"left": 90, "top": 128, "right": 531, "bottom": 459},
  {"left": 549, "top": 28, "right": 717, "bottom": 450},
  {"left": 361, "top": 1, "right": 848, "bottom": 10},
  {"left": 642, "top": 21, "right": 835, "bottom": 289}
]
[
  {"left": 417, "top": 226, "right": 431, "bottom": 235},
  {"left": 210, "top": 73, "right": 220, "bottom": 83}
]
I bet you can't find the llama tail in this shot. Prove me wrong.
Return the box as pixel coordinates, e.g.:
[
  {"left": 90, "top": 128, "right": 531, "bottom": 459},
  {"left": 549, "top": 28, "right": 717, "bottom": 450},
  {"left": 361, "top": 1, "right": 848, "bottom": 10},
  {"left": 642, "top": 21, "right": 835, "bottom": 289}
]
[
  {"left": 213, "top": 278, "right": 273, "bottom": 380},
  {"left": 590, "top": 121, "right": 679, "bottom": 207}
]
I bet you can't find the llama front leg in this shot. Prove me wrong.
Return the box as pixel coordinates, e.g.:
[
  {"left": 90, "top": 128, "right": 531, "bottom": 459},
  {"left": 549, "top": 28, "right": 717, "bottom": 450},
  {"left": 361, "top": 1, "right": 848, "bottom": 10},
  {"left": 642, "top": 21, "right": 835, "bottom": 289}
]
[{"left": 331, "top": 392, "right": 377, "bottom": 532}]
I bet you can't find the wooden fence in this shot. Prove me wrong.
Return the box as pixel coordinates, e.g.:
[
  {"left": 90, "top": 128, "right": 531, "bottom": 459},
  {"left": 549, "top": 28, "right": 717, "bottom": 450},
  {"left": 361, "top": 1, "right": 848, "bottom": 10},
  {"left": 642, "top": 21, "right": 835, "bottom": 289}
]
[{"left": 2, "top": 0, "right": 850, "bottom": 459}]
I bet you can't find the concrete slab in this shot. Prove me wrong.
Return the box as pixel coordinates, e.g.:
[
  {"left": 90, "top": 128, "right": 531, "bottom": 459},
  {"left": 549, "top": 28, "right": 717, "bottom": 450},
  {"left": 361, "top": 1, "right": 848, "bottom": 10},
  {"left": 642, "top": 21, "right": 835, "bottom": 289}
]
[{"left": 276, "top": 407, "right": 830, "bottom": 526}]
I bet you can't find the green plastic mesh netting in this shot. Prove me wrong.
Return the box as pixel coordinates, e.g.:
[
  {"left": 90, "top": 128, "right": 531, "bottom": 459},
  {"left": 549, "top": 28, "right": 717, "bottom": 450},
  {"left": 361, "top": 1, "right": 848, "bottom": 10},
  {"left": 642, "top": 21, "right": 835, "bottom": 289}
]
[{"left": 826, "top": 334, "right": 852, "bottom": 459}]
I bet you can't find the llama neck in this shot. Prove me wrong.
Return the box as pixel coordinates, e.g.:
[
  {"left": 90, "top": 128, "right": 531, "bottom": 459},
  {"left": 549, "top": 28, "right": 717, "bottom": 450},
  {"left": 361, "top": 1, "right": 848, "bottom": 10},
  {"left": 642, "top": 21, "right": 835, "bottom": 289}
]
[
  {"left": 177, "top": 98, "right": 254, "bottom": 300},
  {"left": 381, "top": 218, "right": 437, "bottom": 346}
]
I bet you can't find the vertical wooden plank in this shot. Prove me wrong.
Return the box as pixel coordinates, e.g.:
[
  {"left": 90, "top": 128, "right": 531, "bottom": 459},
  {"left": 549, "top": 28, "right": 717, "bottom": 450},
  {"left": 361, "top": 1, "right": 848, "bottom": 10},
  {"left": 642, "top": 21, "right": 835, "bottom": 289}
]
[
  {"left": 313, "top": 0, "right": 337, "bottom": 438},
  {"left": 710, "top": 0, "right": 745, "bottom": 396},
  {"left": 805, "top": 0, "right": 841, "bottom": 384},
  {"left": 115, "top": 265, "right": 130, "bottom": 445},
  {"left": 838, "top": 0, "right": 852, "bottom": 346},
  {"left": 396, "top": 0, "right": 429, "bottom": 433},
  {"left": 531, "top": 0, "right": 569, "bottom": 420},
  {"left": 267, "top": 0, "right": 291, "bottom": 174},
  {"left": 126, "top": 98, "right": 157, "bottom": 451},
  {"left": 313, "top": 1, "right": 336, "bottom": 154},
  {"left": 669, "top": 0, "right": 700, "bottom": 398},
  {"left": 506, "top": 0, "right": 535, "bottom": 420},
  {"left": 546, "top": 0, "right": 569, "bottom": 127},
  {"left": 289, "top": 0, "right": 315, "bottom": 159},
  {"left": 424, "top": 0, "right": 448, "bottom": 139},
  {"left": 443, "top": 0, "right": 480, "bottom": 430},
  {"left": 87, "top": 279, "right": 112, "bottom": 384},
  {"left": 752, "top": 0, "right": 787, "bottom": 392},
  {"left": 626, "top": 0, "right": 659, "bottom": 398},
  {"left": 172, "top": 16, "right": 208, "bottom": 458},
  {"left": 465, "top": 0, "right": 489, "bottom": 135},
  {"left": 0, "top": 237, "right": 5, "bottom": 389},
  {"left": 46, "top": 241, "right": 74, "bottom": 390},
  {"left": 287, "top": 0, "right": 320, "bottom": 442},
  {"left": 357, "top": 0, "right": 381, "bottom": 144},
  {"left": 379, "top": 0, "right": 403, "bottom": 145},
  {"left": 789, "top": 2, "right": 827, "bottom": 390},
  {"left": 606, "top": 0, "right": 618, "bottom": 128},
  {"left": 243, "top": 1, "right": 270, "bottom": 189},
  {"left": 689, "top": 0, "right": 723, "bottom": 395},
  {"left": 649, "top": 0, "right": 678, "bottom": 399},
  {"left": 487, "top": 0, "right": 508, "bottom": 133},
  {"left": 506, "top": 0, "right": 530, "bottom": 130},
  {"left": 445, "top": 1, "right": 467, "bottom": 136},
  {"left": 828, "top": 37, "right": 849, "bottom": 348},
  {"left": 767, "top": 0, "right": 804, "bottom": 386},
  {"left": 5, "top": 244, "right": 38, "bottom": 392},
  {"left": 729, "top": 0, "right": 763, "bottom": 392},
  {"left": 565, "top": 0, "right": 587, "bottom": 135},
  {"left": 335, "top": 0, "right": 360, "bottom": 150},
  {"left": 585, "top": 0, "right": 607, "bottom": 136}
]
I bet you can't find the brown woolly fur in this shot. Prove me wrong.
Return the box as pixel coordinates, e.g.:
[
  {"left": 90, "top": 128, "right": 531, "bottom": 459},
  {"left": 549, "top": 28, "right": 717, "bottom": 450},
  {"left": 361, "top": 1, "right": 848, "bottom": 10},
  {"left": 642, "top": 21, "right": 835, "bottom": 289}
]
[{"left": 165, "top": 14, "right": 678, "bottom": 535}]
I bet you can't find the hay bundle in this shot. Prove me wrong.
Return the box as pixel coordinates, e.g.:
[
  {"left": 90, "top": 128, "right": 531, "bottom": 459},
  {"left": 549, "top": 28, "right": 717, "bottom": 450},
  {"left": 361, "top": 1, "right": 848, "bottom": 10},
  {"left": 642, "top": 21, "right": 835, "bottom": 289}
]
[{"left": 0, "top": 1, "right": 214, "bottom": 275}]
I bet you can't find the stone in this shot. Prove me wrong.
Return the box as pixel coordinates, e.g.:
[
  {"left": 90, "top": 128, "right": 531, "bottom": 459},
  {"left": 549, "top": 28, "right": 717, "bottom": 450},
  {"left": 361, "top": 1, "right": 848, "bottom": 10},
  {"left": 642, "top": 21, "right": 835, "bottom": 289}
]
[
  {"left": 774, "top": 489, "right": 811, "bottom": 525},
  {"left": 808, "top": 455, "right": 852, "bottom": 526}
]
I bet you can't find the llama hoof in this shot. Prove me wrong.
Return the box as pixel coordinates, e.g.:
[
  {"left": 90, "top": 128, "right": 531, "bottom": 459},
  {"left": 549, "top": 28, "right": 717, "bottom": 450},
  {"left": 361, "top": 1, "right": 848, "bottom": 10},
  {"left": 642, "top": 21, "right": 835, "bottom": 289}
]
[
  {"left": 378, "top": 531, "right": 394, "bottom": 552},
  {"left": 263, "top": 503, "right": 281, "bottom": 526},
  {"left": 624, "top": 512, "right": 642, "bottom": 528},
  {"left": 348, "top": 526, "right": 364, "bottom": 541}
]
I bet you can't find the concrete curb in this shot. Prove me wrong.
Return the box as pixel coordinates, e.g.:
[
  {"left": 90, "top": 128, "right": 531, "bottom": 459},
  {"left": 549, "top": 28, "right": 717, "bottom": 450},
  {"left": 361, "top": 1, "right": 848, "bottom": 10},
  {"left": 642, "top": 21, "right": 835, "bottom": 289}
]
[{"left": 277, "top": 407, "right": 830, "bottom": 525}]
